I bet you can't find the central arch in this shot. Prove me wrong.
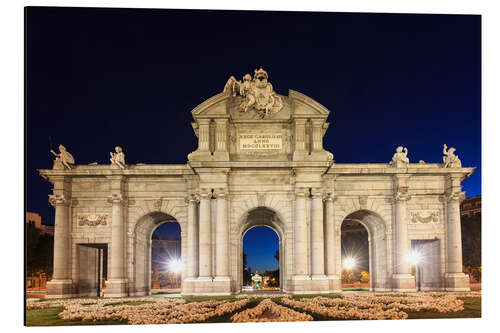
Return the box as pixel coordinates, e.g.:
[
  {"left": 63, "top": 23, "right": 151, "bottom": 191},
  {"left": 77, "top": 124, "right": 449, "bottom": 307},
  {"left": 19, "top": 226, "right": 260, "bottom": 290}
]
[
  {"left": 236, "top": 207, "right": 286, "bottom": 293},
  {"left": 338, "top": 210, "right": 389, "bottom": 291},
  {"left": 133, "top": 212, "right": 183, "bottom": 296}
]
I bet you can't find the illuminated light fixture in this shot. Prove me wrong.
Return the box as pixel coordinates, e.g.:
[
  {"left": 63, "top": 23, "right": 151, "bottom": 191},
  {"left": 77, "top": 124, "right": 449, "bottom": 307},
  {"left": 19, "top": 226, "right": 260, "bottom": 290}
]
[
  {"left": 407, "top": 250, "right": 422, "bottom": 265},
  {"left": 343, "top": 257, "right": 356, "bottom": 270},
  {"left": 168, "top": 259, "right": 183, "bottom": 273}
]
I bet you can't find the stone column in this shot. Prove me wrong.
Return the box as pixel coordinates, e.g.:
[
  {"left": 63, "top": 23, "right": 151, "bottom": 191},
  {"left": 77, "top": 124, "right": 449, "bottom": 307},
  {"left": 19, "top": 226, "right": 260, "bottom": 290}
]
[
  {"left": 186, "top": 194, "right": 199, "bottom": 278},
  {"left": 310, "top": 190, "right": 325, "bottom": 277},
  {"left": 293, "top": 188, "right": 309, "bottom": 278},
  {"left": 391, "top": 186, "right": 416, "bottom": 291},
  {"left": 198, "top": 190, "right": 213, "bottom": 279},
  {"left": 198, "top": 119, "right": 211, "bottom": 152},
  {"left": 324, "top": 193, "right": 341, "bottom": 291},
  {"left": 214, "top": 189, "right": 229, "bottom": 278},
  {"left": 445, "top": 190, "right": 470, "bottom": 290},
  {"left": 46, "top": 193, "right": 73, "bottom": 297},
  {"left": 311, "top": 119, "right": 323, "bottom": 152},
  {"left": 105, "top": 192, "right": 128, "bottom": 297}
]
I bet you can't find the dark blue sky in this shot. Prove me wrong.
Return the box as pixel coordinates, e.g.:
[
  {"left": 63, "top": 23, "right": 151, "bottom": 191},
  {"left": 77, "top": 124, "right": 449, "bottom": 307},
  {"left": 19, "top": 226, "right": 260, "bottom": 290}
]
[{"left": 26, "top": 8, "right": 481, "bottom": 271}]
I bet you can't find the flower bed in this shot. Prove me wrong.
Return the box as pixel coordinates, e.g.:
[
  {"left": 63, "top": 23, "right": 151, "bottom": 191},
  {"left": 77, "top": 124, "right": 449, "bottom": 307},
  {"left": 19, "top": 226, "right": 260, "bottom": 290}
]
[
  {"left": 57, "top": 298, "right": 249, "bottom": 325},
  {"left": 280, "top": 293, "right": 464, "bottom": 320},
  {"left": 231, "top": 298, "right": 313, "bottom": 322}
]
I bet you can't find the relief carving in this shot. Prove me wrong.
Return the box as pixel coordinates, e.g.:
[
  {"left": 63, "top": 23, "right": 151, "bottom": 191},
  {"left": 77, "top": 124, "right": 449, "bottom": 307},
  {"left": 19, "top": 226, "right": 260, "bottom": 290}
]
[
  {"left": 409, "top": 211, "right": 439, "bottom": 224},
  {"left": 77, "top": 214, "right": 108, "bottom": 226}
]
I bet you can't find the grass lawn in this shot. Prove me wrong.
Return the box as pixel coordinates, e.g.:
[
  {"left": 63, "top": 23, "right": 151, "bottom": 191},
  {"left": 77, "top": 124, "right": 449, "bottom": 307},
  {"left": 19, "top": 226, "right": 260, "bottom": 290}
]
[
  {"left": 406, "top": 297, "right": 481, "bottom": 319},
  {"left": 26, "top": 307, "right": 127, "bottom": 326}
]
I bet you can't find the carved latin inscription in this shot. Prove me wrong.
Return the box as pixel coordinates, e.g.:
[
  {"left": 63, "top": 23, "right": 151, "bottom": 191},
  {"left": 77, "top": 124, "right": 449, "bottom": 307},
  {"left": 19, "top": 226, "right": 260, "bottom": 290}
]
[
  {"left": 239, "top": 133, "right": 282, "bottom": 150},
  {"left": 77, "top": 214, "right": 109, "bottom": 227},
  {"left": 410, "top": 211, "right": 439, "bottom": 224}
]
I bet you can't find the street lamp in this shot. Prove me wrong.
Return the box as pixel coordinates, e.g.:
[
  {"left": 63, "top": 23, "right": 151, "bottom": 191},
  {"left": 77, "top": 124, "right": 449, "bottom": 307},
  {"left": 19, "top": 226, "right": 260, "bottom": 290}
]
[
  {"left": 407, "top": 250, "right": 422, "bottom": 291},
  {"left": 343, "top": 257, "right": 356, "bottom": 270}
]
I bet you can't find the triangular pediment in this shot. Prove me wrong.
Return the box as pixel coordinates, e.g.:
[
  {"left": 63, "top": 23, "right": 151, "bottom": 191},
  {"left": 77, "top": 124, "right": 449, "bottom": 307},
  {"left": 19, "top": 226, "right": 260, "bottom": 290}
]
[{"left": 289, "top": 90, "right": 330, "bottom": 117}]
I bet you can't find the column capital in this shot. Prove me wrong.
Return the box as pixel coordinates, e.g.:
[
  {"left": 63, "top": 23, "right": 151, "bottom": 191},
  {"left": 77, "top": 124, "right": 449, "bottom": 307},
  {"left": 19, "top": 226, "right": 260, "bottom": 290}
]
[
  {"left": 394, "top": 191, "right": 411, "bottom": 202},
  {"left": 184, "top": 193, "right": 200, "bottom": 204},
  {"left": 310, "top": 189, "right": 323, "bottom": 199},
  {"left": 446, "top": 191, "right": 466, "bottom": 202},
  {"left": 294, "top": 187, "right": 309, "bottom": 197},
  {"left": 213, "top": 188, "right": 228, "bottom": 198},
  {"left": 48, "top": 194, "right": 69, "bottom": 207},
  {"left": 198, "top": 189, "right": 213, "bottom": 200},
  {"left": 322, "top": 192, "right": 335, "bottom": 202},
  {"left": 107, "top": 194, "right": 127, "bottom": 205}
]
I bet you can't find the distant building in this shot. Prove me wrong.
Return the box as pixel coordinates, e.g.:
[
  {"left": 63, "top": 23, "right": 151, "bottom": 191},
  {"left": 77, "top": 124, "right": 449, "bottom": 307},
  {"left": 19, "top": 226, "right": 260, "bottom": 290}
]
[
  {"left": 26, "top": 212, "right": 54, "bottom": 236},
  {"left": 460, "top": 195, "right": 481, "bottom": 217}
]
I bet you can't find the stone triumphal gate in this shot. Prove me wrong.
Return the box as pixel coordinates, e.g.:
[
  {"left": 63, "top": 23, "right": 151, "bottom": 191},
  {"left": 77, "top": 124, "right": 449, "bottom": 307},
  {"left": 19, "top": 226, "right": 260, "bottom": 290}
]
[{"left": 41, "top": 68, "right": 473, "bottom": 298}]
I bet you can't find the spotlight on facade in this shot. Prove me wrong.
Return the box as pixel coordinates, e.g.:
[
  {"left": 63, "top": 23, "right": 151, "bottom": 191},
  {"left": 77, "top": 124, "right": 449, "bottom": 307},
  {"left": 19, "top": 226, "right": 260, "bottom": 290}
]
[
  {"left": 407, "top": 250, "right": 422, "bottom": 265},
  {"left": 168, "top": 259, "right": 183, "bottom": 273},
  {"left": 343, "top": 257, "right": 356, "bottom": 270}
]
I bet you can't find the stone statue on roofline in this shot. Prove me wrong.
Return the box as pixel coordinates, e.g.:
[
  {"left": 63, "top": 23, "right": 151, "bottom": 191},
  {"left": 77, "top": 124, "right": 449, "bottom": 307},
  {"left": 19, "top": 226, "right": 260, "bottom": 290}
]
[
  {"left": 223, "top": 67, "right": 284, "bottom": 118},
  {"left": 110, "top": 146, "right": 126, "bottom": 169},
  {"left": 389, "top": 146, "right": 409, "bottom": 167},
  {"left": 50, "top": 144, "right": 75, "bottom": 170},
  {"left": 443, "top": 144, "right": 462, "bottom": 168}
]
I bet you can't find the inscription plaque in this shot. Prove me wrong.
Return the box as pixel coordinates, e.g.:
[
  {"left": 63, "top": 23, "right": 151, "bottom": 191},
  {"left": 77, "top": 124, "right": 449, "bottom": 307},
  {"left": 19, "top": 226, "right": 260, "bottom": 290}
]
[{"left": 239, "top": 133, "right": 282, "bottom": 150}]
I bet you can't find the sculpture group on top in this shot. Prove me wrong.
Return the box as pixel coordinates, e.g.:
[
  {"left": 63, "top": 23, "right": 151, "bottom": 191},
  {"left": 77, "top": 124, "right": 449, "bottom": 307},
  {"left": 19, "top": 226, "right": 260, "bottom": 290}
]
[
  {"left": 110, "top": 146, "right": 126, "bottom": 169},
  {"left": 442, "top": 144, "right": 462, "bottom": 168},
  {"left": 389, "top": 146, "right": 409, "bottom": 167},
  {"left": 387, "top": 144, "right": 462, "bottom": 168},
  {"left": 50, "top": 144, "right": 126, "bottom": 170},
  {"left": 224, "top": 67, "right": 284, "bottom": 118}
]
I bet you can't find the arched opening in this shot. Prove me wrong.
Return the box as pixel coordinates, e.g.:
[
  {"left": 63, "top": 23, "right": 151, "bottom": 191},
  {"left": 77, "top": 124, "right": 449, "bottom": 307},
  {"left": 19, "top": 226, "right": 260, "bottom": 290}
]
[
  {"left": 242, "top": 226, "right": 280, "bottom": 292},
  {"left": 341, "top": 220, "right": 369, "bottom": 290},
  {"left": 133, "top": 212, "right": 182, "bottom": 296},
  {"left": 339, "top": 210, "right": 389, "bottom": 291},
  {"left": 151, "top": 222, "right": 182, "bottom": 293},
  {"left": 237, "top": 207, "right": 285, "bottom": 293}
]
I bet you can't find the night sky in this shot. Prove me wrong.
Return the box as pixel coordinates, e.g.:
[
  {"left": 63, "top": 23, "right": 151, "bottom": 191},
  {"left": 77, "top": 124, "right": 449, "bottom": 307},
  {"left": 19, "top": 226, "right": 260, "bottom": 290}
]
[{"left": 26, "top": 7, "right": 481, "bottom": 272}]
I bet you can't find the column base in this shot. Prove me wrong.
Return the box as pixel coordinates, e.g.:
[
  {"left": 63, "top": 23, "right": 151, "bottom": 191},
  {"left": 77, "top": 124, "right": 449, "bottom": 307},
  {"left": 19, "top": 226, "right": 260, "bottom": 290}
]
[
  {"left": 445, "top": 273, "right": 470, "bottom": 291},
  {"left": 104, "top": 279, "right": 129, "bottom": 298},
  {"left": 327, "top": 275, "right": 342, "bottom": 292},
  {"left": 181, "top": 276, "right": 233, "bottom": 295},
  {"left": 310, "top": 275, "right": 330, "bottom": 293},
  {"left": 46, "top": 279, "right": 74, "bottom": 298},
  {"left": 392, "top": 274, "right": 416, "bottom": 292}
]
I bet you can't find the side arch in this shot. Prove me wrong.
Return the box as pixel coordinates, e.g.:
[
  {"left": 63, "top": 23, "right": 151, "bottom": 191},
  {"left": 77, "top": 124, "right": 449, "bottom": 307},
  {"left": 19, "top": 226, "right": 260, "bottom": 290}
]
[{"left": 132, "top": 211, "right": 184, "bottom": 296}]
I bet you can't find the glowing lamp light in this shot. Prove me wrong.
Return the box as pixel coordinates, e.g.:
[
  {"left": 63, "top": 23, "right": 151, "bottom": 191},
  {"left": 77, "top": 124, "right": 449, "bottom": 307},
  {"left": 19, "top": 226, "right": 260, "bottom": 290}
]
[
  {"left": 407, "top": 251, "right": 422, "bottom": 265},
  {"left": 168, "top": 259, "right": 183, "bottom": 273},
  {"left": 343, "top": 257, "right": 356, "bottom": 270}
]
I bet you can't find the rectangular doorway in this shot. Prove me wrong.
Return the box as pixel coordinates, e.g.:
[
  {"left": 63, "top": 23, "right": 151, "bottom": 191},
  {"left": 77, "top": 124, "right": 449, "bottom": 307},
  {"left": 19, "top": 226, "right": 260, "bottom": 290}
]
[
  {"left": 411, "top": 239, "right": 441, "bottom": 291},
  {"left": 77, "top": 244, "right": 108, "bottom": 297}
]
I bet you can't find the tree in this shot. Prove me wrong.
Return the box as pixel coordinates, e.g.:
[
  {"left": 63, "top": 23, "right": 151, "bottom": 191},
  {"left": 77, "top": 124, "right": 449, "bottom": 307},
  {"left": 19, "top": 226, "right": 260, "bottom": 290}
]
[
  {"left": 360, "top": 271, "right": 370, "bottom": 283},
  {"left": 242, "top": 252, "right": 252, "bottom": 285},
  {"left": 274, "top": 250, "right": 279, "bottom": 262},
  {"left": 26, "top": 223, "right": 53, "bottom": 277}
]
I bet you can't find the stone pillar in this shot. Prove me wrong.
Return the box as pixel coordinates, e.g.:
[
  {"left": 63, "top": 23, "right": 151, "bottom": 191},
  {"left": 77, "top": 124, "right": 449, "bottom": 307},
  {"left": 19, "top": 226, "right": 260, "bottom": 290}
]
[
  {"left": 215, "top": 189, "right": 229, "bottom": 277},
  {"left": 198, "top": 190, "right": 213, "bottom": 279},
  {"left": 324, "top": 193, "right": 341, "bottom": 291},
  {"left": 46, "top": 193, "right": 73, "bottom": 297},
  {"left": 213, "top": 189, "right": 231, "bottom": 293},
  {"left": 186, "top": 194, "right": 199, "bottom": 278},
  {"left": 391, "top": 182, "right": 416, "bottom": 291},
  {"left": 311, "top": 190, "right": 325, "bottom": 276},
  {"left": 311, "top": 119, "right": 323, "bottom": 152},
  {"left": 310, "top": 189, "right": 328, "bottom": 291},
  {"left": 293, "top": 119, "right": 307, "bottom": 161},
  {"left": 444, "top": 190, "right": 470, "bottom": 291},
  {"left": 213, "top": 119, "right": 229, "bottom": 160},
  {"left": 105, "top": 191, "right": 128, "bottom": 297},
  {"left": 294, "top": 188, "right": 309, "bottom": 277},
  {"left": 198, "top": 119, "right": 211, "bottom": 152}
]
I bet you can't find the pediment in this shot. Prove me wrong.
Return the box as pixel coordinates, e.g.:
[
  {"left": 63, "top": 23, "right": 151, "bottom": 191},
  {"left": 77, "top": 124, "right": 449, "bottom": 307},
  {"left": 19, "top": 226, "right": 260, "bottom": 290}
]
[
  {"left": 191, "top": 93, "right": 231, "bottom": 117},
  {"left": 289, "top": 90, "right": 330, "bottom": 118}
]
